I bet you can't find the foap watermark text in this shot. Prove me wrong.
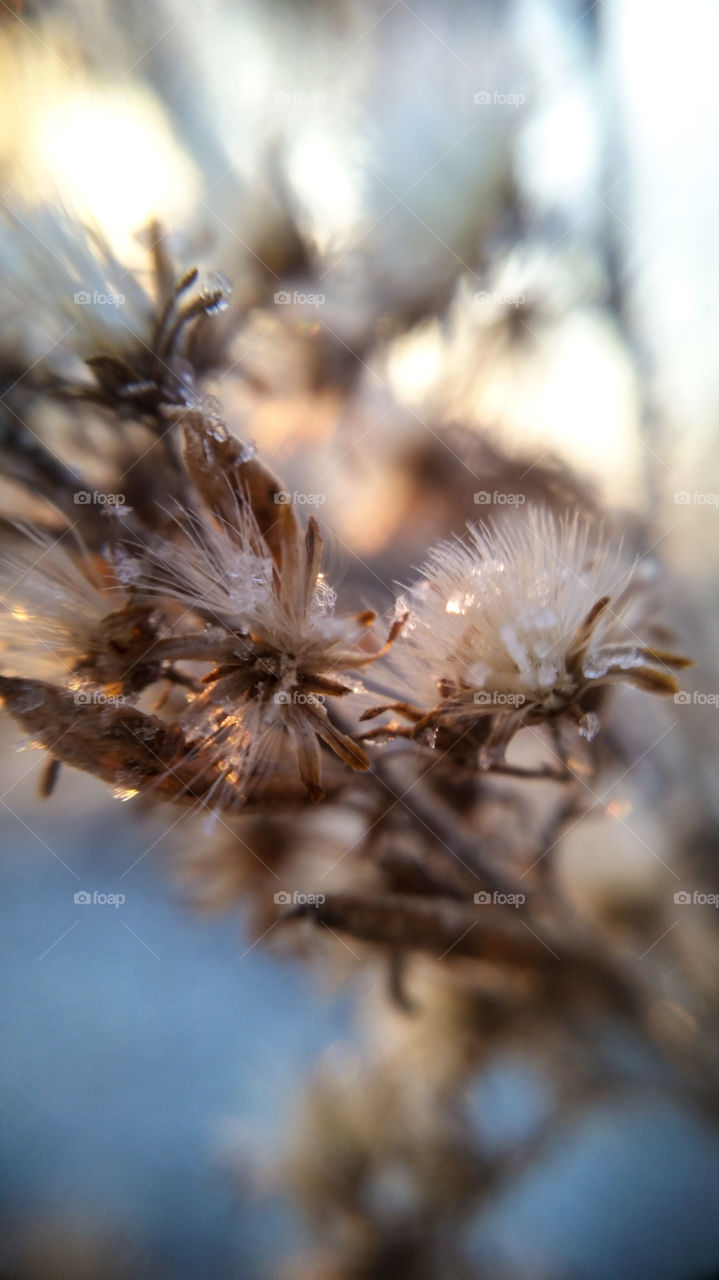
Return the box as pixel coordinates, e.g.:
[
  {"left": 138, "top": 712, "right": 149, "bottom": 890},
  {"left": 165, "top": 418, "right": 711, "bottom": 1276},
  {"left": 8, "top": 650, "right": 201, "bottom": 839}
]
[
  {"left": 474, "top": 691, "right": 525, "bottom": 707},
  {"left": 674, "top": 491, "right": 719, "bottom": 508},
  {"left": 274, "top": 91, "right": 325, "bottom": 107},
  {"left": 274, "top": 691, "right": 326, "bottom": 706},
  {"left": 674, "top": 691, "right": 719, "bottom": 707},
  {"left": 474, "top": 491, "right": 526, "bottom": 506},
  {"left": 674, "top": 890, "right": 719, "bottom": 907},
  {"left": 74, "top": 290, "right": 125, "bottom": 307},
  {"left": 474, "top": 90, "right": 525, "bottom": 108},
  {"left": 274, "top": 890, "right": 326, "bottom": 906},
  {"left": 274, "top": 490, "right": 325, "bottom": 506},
  {"left": 474, "top": 890, "right": 526, "bottom": 907},
  {"left": 74, "top": 890, "right": 126, "bottom": 907},
  {"left": 74, "top": 690, "right": 125, "bottom": 707},
  {"left": 74, "top": 491, "right": 126, "bottom": 506},
  {"left": 274, "top": 290, "right": 325, "bottom": 307},
  {"left": 474, "top": 290, "right": 526, "bottom": 307}
]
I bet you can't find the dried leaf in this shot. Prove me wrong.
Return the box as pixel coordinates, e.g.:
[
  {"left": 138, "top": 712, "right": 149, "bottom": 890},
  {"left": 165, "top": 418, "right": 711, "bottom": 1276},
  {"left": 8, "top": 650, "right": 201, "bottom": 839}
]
[
  {"left": 182, "top": 412, "right": 299, "bottom": 570},
  {"left": 0, "top": 676, "right": 226, "bottom": 805}
]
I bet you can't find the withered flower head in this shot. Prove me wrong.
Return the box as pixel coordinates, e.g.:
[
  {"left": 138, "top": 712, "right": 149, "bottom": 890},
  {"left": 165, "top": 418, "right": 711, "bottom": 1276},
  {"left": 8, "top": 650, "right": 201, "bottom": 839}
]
[
  {"left": 0, "top": 200, "right": 232, "bottom": 427},
  {"left": 373, "top": 506, "right": 690, "bottom": 765},
  {"left": 0, "top": 525, "right": 165, "bottom": 696},
  {"left": 122, "top": 415, "right": 402, "bottom": 804},
  {"left": 132, "top": 509, "right": 397, "bottom": 804},
  {"left": 0, "top": 526, "right": 111, "bottom": 683}
]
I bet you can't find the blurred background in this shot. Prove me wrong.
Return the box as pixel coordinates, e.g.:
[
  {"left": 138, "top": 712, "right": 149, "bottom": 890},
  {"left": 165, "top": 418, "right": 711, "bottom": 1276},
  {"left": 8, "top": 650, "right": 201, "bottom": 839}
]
[{"left": 1, "top": 0, "right": 719, "bottom": 1276}]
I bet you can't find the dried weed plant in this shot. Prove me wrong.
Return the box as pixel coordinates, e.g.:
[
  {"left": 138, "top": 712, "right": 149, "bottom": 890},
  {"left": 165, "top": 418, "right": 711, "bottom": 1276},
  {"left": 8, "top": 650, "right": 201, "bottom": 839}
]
[{"left": 0, "top": 203, "right": 715, "bottom": 1280}]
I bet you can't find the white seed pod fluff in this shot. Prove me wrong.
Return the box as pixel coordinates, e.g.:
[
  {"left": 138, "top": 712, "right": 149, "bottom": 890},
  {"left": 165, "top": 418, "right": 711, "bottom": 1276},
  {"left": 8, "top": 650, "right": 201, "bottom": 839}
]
[
  {"left": 0, "top": 527, "right": 116, "bottom": 683},
  {"left": 383, "top": 506, "right": 689, "bottom": 760},
  {"left": 118, "top": 505, "right": 277, "bottom": 634},
  {"left": 0, "top": 199, "right": 152, "bottom": 376}
]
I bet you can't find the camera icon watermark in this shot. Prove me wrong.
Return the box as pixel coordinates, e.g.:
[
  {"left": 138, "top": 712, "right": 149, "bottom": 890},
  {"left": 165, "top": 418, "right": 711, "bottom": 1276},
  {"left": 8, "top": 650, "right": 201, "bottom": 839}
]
[
  {"left": 73, "top": 690, "right": 125, "bottom": 707},
  {"left": 674, "top": 889, "right": 719, "bottom": 907},
  {"left": 74, "top": 491, "right": 126, "bottom": 506},
  {"left": 273, "top": 290, "right": 325, "bottom": 307},
  {"left": 74, "top": 890, "right": 126, "bottom": 907},
  {"left": 274, "top": 890, "right": 326, "bottom": 906},
  {"left": 474, "top": 889, "right": 526, "bottom": 907},
  {"left": 273, "top": 690, "right": 326, "bottom": 706},
  {"left": 474, "top": 491, "right": 526, "bottom": 506},
  {"left": 474, "top": 90, "right": 525, "bottom": 108},
  {"left": 73, "top": 290, "right": 125, "bottom": 307},
  {"left": 274, "top": 490, "right": 326, "bottom": 506},
  {"left": 673, "top": 690, "right": 719, "bottom": 707},
  {"left": 673, "top": 490, "right": 719, "bottom": 508},
  {"left": 473, "top": 690, "right": 526, "bottom": 707},
  {"left": 474, "top": 290, "right": 526, "bottom": 308},
  {"left": 274, "top": 90, "right": 325, "bottom": 106}
]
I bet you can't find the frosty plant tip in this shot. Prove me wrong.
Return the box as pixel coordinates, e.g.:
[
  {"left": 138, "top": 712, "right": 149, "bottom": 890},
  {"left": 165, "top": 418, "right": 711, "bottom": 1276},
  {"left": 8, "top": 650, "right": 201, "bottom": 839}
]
[{"left": 362, "top": 507, "right": 691, "bottom": 768}]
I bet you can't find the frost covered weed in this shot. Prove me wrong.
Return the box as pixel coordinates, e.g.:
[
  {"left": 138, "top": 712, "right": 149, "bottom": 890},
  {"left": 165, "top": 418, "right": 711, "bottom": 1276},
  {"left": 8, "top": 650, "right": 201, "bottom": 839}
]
[
  {"left": 0, "top": 213, "right": 688, "bottom": 809},
  {"left": 0, "top": 193, "right": 711, "bottom": 1280}
]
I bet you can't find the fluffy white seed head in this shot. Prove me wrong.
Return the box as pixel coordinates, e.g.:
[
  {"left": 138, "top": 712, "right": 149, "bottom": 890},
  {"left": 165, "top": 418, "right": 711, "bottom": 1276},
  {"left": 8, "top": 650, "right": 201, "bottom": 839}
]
[
  {"left": 0, "top": 527, "right": 114, "bottom": 682},
  {"left": 392, "top": 506, "right": 653, "bottom": 715},
  {"left": 0, "top": 200, "right": 152, "bottom": 375}
]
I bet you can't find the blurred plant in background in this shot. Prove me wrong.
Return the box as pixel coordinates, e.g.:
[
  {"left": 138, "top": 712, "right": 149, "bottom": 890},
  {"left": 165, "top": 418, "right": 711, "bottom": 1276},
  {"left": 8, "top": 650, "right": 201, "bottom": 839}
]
[{"left": 1, "top": 1, "right": 718, "bottom": 1278}]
